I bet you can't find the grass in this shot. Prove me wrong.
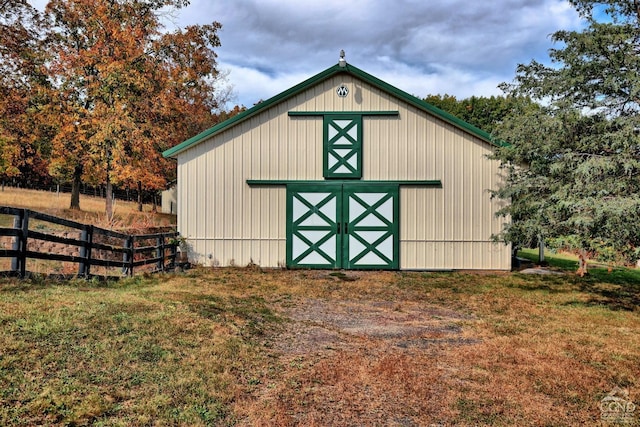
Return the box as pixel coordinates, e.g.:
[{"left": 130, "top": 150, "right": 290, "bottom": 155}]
[
  {"left": 0, "top": 267, "right": 638, "bottom": 426},
  {"left": 519, "top": 248, "right": 640, "bottom": 292},
  {"left": 0, "top": 187, "right": 176, "bottom": 230},
  {"left": 518, "top": 247, "right": 582, "bottom": 270},
  {"left": 0, "top": 189, "right": 638, "bottom": 424},
  {"left": 0, "top": 272, "right": 277, "bottom": 426}
]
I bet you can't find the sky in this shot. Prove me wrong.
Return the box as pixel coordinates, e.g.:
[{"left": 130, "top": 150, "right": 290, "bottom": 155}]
[{"left": 33, "top": 0, "right": 586, "bottom": 109}]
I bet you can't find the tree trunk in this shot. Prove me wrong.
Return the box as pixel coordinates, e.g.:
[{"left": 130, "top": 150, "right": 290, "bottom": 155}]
[
  {"left": 538, "top": 235, "right": 546, "bottom": 265},
  {"left": 152, "top": 192, "right": 157, "bottom": 213},
  {"left": 577, "top": 250, "right": 588, "bottom": 277},
  {"left": 137, "top": 180, "right": 143, "bottom": 212},
  {"left": 105, "top": 138, "right": 114, "bottom": 220},
  {"left": 70, "top": 165, "right": 82, "bottom": 210},
  {"left": 106, "top": 177, "right": 113, "bottom": 221}
]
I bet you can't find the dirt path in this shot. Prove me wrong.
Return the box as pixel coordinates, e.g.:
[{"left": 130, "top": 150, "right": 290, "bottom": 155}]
[
  {"left": 275, "top": 298, "right": 477, "bottom": 354},
  {"left": 238, "top": 296, "right": 479, "bottom": 426}
]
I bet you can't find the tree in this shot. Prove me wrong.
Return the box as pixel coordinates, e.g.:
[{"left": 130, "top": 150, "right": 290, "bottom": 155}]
[
  {"left": 491, "top": 0, "right": 640, "bottom": 264},
  {"left": 44, "top": 0, "right": 224, "bottom": 217},
  {"left": 424, "top": 94, "right": 535, "bottom": 135},
  {"left": 0, "top": 1, "right": 52, "bottom": 188}
]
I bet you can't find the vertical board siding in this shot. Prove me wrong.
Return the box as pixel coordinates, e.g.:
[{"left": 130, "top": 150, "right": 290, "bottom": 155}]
[{"left": 176, "top": 74, "right": 511, "bottom": 269}]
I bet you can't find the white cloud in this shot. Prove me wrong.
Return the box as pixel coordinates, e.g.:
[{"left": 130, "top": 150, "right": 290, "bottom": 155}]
[
  {"left": 32, "top": 0, "right": 586, "bottom": 107},
  {"left": 176, "top": 0, "right": 584, "bottom": 106},
  {"left": 217, "top": 62, "right": 313, "bottom": 106}
]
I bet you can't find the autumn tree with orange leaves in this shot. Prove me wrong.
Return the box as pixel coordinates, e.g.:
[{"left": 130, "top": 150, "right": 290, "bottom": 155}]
[
  {"left": 0, "top": 1, "right": 53, "bottom": 188},
  {"left": 42, "top": 0, "right": 225, "bottom": 217}
]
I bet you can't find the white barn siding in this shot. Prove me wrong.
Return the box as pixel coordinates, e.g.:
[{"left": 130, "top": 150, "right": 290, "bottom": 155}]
[{"left": 175, "top": 73, "right": 510, "bottom": 269}]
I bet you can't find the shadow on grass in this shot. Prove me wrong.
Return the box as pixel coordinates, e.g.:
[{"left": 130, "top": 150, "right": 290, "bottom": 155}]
[
  {"left": 0, "top": 272, "right": 162, "bottom": 293},
  {"left": 511, "top": 270, "right": 640, "bottom": 311},
  {"left": 575, "top": 271, "right": 640, "bottom": 311},
  {"left": 517, "top": 248, "right": 579, "bottom": 270},
  {"left": 185, "top": 293, "right": 283, "bottom": 339},
  {"left": 510, "top": 250, "right": 640, "bottom": 311},
  {"left": 509, "top": 273, "right": 575, "bottom": 292}
]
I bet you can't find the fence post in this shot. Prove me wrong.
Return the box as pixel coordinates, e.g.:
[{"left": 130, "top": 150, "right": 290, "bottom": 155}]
[
  {"left": 122, "top": 235, "right": 133, "bottom": 277},
  {"left": 18, "top": 210, "right": 29, "bottom": 278},
  {"left": 538, "top": 234, "right": 546, "bottom": 265},
  {"left": 10, "top": 212, "right": 22, "bottom": 274},
  {"left": 168, "top": 235, "right": 177, "bottom": 270},
  {"left": 129, "top": 236, "right": 136, "bottom": 276},
  {"left": 156, "top": 236, "right": 164, "bottom": 272},
  {"left": 78, "top": 225, "right": 94, "bottom": 277}
]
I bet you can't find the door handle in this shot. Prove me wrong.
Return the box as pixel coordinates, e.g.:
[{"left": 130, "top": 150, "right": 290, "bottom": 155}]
[
  {"left": 337, "top": 222, "right": 341, "bottom": 234},
  {"left": 344, "top": 222, "right": 348, "bottom": 234}
]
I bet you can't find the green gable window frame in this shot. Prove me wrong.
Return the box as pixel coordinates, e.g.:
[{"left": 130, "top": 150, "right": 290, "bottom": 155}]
[
  {"left": 288, "top": 111, "right": 400, "bottom": 180},
  {"left": 324, "top": 114, "right": 362, "bottom": 178}
]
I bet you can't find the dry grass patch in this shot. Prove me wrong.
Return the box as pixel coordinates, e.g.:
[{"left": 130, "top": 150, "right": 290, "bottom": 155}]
[
  {"left": 0, "top": 187, "right": 175, "bottom": 230},
  {"left": 233, "top": 270, "right": 639, "bottom": 426}
]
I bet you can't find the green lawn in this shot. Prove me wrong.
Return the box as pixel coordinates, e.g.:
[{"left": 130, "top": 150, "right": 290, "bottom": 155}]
[
  {"left": 519, "top": 247, "right": 640, "bottom": 287},
  {"left": 0, "top": 273, "right": 274, "bottom": 426},
  {"left": 518, "top": 247, "right": 581, "bottom": 270}
]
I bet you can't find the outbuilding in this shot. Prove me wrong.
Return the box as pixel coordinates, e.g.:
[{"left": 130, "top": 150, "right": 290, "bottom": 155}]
[{"left": 163, "top": 55, "right": 511, "bottom": 270}]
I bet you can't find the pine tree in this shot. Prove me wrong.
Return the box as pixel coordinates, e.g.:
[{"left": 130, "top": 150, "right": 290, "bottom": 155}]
[{"left": 492, "top": 0, "right": 640, "bottom": 264}]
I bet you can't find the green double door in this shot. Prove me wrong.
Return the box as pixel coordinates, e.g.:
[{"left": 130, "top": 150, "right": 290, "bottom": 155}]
[{"left": 286, "top": 183, "right": 399, "bottom": 269}]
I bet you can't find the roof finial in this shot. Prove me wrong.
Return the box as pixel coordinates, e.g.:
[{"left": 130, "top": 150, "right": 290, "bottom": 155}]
[{"left": 339, "top": 49, "right": 346, "bottom": 67}]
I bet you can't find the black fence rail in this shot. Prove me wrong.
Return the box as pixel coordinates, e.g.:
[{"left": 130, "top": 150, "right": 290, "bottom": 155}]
[{"left": 0, "top": 207, "right": 180, "bottom": 279}]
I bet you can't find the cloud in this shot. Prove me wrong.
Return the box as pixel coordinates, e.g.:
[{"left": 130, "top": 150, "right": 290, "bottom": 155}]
[
  {"left": 35, "top": 0, "right": 585, "bottom": 107},
  {"left": 175, "top": 0, "right": 584, "bottom": 107},
  {"left": 216, "top": 61, "right": 313, "bottom": 106}
]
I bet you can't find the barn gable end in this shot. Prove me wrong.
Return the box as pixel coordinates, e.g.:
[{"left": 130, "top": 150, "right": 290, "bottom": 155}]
[{"left": 163, "top": 60, "right": 511, "bottom": 270}]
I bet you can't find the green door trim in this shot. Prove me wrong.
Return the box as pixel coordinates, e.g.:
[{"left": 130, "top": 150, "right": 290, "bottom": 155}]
[
  {"left": 247, "top": 179, "right": 442, "bottom": 187},
  {"left": 343, "top": 184, "right": 399, "bottom": 269},
  {"left": 291, "top": 193, "right": 337, "bottom": 265},
  {"left": 286, "top": 182, "right": 399, "bottom": 270},
  {"left": 286, "top": 183, "right": 342, "bottom": 269}
]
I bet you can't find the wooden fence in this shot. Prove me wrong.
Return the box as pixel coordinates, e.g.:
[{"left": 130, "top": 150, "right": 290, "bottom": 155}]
[{"left": 0, "top": 207, "right": 180, "bottom": 279}]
